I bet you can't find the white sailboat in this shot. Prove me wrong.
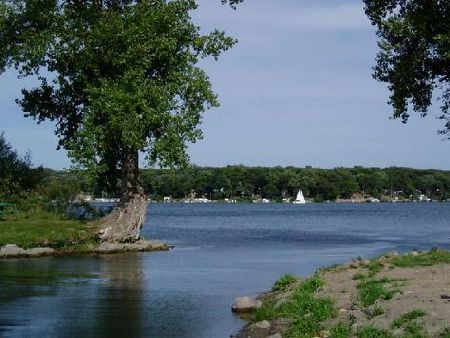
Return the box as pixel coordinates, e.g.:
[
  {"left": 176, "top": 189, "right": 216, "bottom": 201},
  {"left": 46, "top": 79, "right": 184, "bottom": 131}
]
[{"left": 293, "top": 189, "right": 306, "bottom": 204}]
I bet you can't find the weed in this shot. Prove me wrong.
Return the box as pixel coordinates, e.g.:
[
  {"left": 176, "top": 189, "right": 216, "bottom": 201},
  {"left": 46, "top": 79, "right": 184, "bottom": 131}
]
[
  {"left": 357, "top": 278, "right": 395, "bottom": 306},
  {"left": 272, "top": 274, "right": 298, "bottom": 292},
  {"left": 254, "top": 301, "right": 278, "bottom": 321},
  {"left": 402, "top": 321, "right": 428, "bottom": 338},
  {"left": 440, "top": 327, "right": 450, "bottom": 338},
  {"left": 391, "top": 309, "right": 426, "bottom": 328},
  {"left": 357, "top": 325, "right": 393, "bottom": 338},
  {"left": 330, "top": 322, "right": 352, "bottom": 338},
  {"left": 257, "top": 276, "right": 337, "bottom": 338},
  {"left": 368, "top": 261, "right": 383, "bottom": 277}
]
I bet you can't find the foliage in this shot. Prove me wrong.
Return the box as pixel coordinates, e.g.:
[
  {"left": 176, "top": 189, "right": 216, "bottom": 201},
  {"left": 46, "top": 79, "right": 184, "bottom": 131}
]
[
  {"left": 391, "top": 249, "right": 450, "bottom": 267},
  {"left": 363, "top": 0, "right": 450, "bottom": 134},
  {"left": 140, "top": 165, "right": 450, "bottom": 201},
  {"left": 0, "top": 0, "right": 236, "bottom": 192},
  {"left": 272, "top": 273, "right": 298, "bottom": 292},
  {"left": 0, "top": 132, "right": 43, "bottom": 196}
]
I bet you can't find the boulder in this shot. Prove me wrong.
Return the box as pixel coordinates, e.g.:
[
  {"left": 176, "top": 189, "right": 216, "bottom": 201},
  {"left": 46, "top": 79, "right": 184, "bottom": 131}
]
[
  {"left": 266, "top": 334, "right": 282, "bottom": 338},
  {"left": 95, "top": 242, "right": 126, "bottom": 254},
  {"left": 95, "top": 240, "right": 170, "bottom": 254},
  {"left": 254, "top": 320, "right": 271, "bottom": 330},
  {"left": 231, "top": 296, "right": 262, "bottom": 313},
  {"left": 384, "top": 251, "right": 399, "bottom": 258},
  {"left": 0, "top": 244, "right": 27, "bottom": 257},
  {"left": 26, "top": 247, "right": 55, "bottom": 257}
]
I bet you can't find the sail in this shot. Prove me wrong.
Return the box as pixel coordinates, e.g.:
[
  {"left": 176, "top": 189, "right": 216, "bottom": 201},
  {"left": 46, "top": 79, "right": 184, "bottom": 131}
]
[{"left": 294, "top": 189, "right": 306, "bottom": 204}]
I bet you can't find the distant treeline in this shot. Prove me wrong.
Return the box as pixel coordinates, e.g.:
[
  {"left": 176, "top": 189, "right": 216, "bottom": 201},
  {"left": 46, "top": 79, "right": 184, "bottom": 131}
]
[{"left": 139, "top": 166, "right": 450, "bottom": 202}]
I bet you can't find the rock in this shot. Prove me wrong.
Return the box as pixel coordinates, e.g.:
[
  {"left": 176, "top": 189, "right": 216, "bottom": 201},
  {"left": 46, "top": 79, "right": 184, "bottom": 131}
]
[
  {"left": 95, "top": 240, "right": 170, "bottom": 254},
  {"left": 410, "top": 251, "right": 419, "bottom": 256},
  {"left": 274, "top": 298, "right": 288, "bottom": 309},
  {"left": 95, "top": 242, "right": 126, "bottom": 254},
  {"left": 0, "top": 244, "right": 27, "bottom": 257},
  {"left": 384, "top": 251, "right": 399, "bottom": 258},
  {"left": 349, "top": 262, "right": 359, "bottom": 269},
  {"left": 231, "top": 296, "right": 262, "bottom": 313},
  {"left": 359, "top": 259, "right": 371, "bottom": 267},
  {"left": 254, "top": 320, "right": 271, "bottom": 330},
  {"left": 26, "top": 247, "right": 55, "bottom": 257},
  {"left": 266, "top": 334, "right": 282, "bottom": 338},
  {"left": 319, "top": 330, "right": 330, "bottom": 338}
]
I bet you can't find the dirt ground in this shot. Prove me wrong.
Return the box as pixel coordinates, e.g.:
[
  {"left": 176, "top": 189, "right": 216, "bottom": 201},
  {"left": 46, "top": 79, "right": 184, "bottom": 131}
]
[
  {"left": 319, "top": 262, "right": 450, "bottom": 336},
  {"left": 234, "top": 254, "right": 450, "bottom": 338}
]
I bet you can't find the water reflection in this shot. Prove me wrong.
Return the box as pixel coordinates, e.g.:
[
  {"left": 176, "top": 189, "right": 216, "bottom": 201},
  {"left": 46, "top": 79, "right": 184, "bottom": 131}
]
[
  {"left": 94, "top": 254, "right": 145, "bottom": 338},
  {"left": 0, "top": 254, "right": 147, "bottom": 338}
]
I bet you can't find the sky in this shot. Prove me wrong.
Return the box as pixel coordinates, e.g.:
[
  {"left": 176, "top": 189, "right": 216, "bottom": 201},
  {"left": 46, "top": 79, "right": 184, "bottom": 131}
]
[{"left": 1, "top": 0, "right": 449, "bottom": 170}]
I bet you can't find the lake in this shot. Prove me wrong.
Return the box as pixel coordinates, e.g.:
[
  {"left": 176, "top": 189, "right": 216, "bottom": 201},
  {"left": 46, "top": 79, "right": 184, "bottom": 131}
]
[{"left": 1, "top": 203, "right": 450, "bottom": 337}]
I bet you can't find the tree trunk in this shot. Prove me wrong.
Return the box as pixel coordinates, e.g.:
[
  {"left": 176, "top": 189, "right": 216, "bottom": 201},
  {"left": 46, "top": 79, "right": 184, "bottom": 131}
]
[{"left": 98, "top": 151, "right": 147, "bottom": 243}]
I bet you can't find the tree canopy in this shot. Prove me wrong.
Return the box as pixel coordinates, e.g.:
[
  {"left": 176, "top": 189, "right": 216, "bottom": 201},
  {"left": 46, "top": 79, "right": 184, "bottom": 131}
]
[
  {"left": 364, "top": 0, "right": 450, "bottom": 133},
  {"left": 0, "top": 132, "right": 38, "bottom": 195},
  {"left": 0, "top": 0, "right": 236, "bottom": 194}
]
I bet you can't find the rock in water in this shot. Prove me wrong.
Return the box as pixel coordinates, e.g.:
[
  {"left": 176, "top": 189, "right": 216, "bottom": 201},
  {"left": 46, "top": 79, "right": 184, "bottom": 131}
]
[{"left": 231, "top": 296, "right": 262, "bottom": 313}]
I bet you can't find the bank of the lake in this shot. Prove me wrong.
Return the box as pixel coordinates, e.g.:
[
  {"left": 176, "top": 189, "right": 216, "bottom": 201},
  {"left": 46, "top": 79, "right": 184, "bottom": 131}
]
[
  {"left": 235, "top": 249, "right": 450, "bottom": 338},
  {"left": 0, "top": 208, "right": 170, "bottom": 258}
]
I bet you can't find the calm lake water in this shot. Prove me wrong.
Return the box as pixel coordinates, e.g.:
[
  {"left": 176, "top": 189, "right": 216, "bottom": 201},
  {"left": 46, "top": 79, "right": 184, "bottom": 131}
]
[{"left": 1, "top": 203, "right": 450, "bottom": 338}]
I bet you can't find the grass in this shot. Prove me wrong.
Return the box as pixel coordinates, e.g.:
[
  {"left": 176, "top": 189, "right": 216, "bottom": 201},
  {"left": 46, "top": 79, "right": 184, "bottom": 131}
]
[
  {"left": 255, "top": 275, "right": 338, "bottom": 338},
  {"left": 272, "top": 274, "right": 298, "bottom": 292},
  {"left": 330, "top": 322, "right": 352, "bottom": 338},
  {"left": 0, "top": 208, "right": 98, "bottom": 250},
  {"left": 391, "top": 309, "right": 426, "bottom": 328},
  {"left": 440, "top": 327, "right": 450, "bottom": 338},
  {"left": 357, "top": 277, "right": 396, "bottom": 306},
  {"left": 357, "top": 325, "right": 393, "bottom": 338},
  {"left": 402, "top": 322, "right": 428, "bottom": 338},
  {"left": 391, "top": 249, "right": 450, "bottom": 267},
  {"left": 368, "top": 261, "right": 384, "bottom": 277}
]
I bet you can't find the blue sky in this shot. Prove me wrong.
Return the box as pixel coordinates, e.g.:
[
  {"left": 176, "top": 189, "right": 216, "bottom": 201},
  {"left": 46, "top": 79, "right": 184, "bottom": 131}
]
[{"left": 1, "top": 0, "right": 449, "bottom": 169}]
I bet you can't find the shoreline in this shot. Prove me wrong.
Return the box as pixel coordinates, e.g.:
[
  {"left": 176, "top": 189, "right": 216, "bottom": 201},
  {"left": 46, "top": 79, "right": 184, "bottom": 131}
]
[
  {"left": 0, "top": 239, "right": 172, "bottom": 259},
  {"left": 232, "top": 249, "right": 450, "bottom": 338}
]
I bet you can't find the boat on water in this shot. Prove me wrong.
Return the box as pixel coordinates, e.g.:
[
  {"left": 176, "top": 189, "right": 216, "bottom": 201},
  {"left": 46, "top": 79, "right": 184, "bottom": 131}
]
[{"left": 293, "top": 189, "right": 306, "bottom": 204}]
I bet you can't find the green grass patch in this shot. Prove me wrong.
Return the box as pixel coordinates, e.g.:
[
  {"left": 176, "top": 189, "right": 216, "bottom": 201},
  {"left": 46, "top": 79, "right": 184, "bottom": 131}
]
[
  {"left": 330, "top": 322, "right": 352, "bottom": 338},
  {"left": 391, "top": 249, "right": 450, "bottom": 267},
  {"left": 357, "top": 278, "right": 396, "bottom": 306},
  {"left": 272, "top": 274, "right": 298, "bottom": 292},
  {"left": 368, "top": 261, "right": 383, "bottom": 277},
  {"left": 0, "top": 208, "right": 98, "bottom": 250},
  {"left": 391, "top": 309, "right": 426, "bottom": 328},
  {"left": 402, "top": 321, "right": 428, "bottom": 338},
  {"left": 255, "top": 276, "right": 337, "bottom": 338},
  {"left": 440, "top": 327, "right": 450, "bottom": 338},
  {"left": 357, "top": 325, "right": 393, "bottom": 338}
]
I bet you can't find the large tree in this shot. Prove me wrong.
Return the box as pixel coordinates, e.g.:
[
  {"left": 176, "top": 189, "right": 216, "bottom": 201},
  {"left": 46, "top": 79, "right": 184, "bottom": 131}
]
[
  {"left": 364, "top": 0, "right": 450, "bottom": 131},
  {"left": 0, "top": 0, "right": 236, "bottom": 242}
]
